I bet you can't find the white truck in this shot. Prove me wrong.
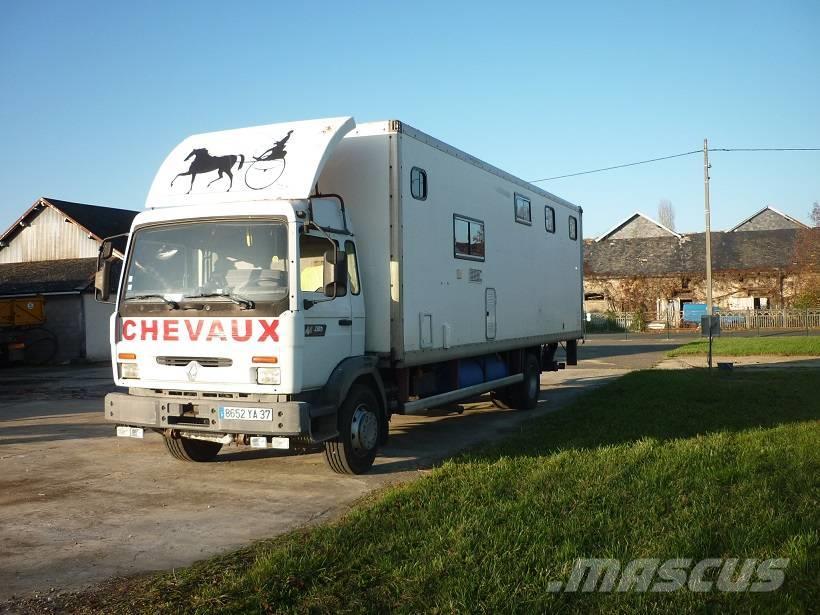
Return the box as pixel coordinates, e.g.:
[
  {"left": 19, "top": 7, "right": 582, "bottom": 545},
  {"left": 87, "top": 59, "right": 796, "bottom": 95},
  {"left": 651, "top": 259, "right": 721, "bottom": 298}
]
[{"left": 95, "top": 117, "right": 583, "bottom": 474}]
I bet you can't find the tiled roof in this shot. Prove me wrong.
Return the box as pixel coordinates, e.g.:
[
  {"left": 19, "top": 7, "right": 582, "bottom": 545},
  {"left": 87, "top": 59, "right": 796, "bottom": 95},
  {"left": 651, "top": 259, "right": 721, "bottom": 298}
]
[{"left": 584, "top": 228, "right": 818, "bottom": 277}]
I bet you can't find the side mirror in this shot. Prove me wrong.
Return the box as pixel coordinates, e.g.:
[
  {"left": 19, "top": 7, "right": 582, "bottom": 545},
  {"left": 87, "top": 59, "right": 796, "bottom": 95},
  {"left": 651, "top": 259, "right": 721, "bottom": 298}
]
[
  {"left": 95, "top": 260, "right": 112, "bottom": 302},
  {"left": 100, "top": 238, "right": 115, "bottom": 261},
  {"left": 95, "top": 238, "right": 116, "bottom": 303},
  {"left": 323, "top": 249, "right": 347, "bottom": 298}
]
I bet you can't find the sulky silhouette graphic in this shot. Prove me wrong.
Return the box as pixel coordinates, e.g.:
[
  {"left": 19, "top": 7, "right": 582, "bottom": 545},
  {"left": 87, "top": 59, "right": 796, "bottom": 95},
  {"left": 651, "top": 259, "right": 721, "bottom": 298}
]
[{"left": 244, "top": 130, "right": 294, "bottom": 190}]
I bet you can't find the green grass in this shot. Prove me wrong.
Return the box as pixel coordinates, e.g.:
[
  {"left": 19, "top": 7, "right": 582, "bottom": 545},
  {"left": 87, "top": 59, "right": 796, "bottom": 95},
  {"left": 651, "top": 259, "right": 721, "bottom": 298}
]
[
  {"left": 668, "top": 335, "right": 820, "bottom": 357},
  {"left": 18, "top": 370, "right": 820, "bottom": 614}
]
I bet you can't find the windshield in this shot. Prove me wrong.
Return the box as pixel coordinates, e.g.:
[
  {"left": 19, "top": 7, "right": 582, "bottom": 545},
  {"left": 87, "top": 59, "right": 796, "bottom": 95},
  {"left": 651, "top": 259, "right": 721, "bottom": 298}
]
[{"left": 123, "top": 219, "right": 288, "bottom": 304}]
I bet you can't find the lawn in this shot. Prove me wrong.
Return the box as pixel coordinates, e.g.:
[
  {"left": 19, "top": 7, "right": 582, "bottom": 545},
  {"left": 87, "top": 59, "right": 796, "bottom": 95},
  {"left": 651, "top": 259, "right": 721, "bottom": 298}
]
[
  {"left": 668, "top": 335, "right": 820, "bottom": 357},
  {"left": 14, "top": 370, "right": 820, "bottom": 614}
]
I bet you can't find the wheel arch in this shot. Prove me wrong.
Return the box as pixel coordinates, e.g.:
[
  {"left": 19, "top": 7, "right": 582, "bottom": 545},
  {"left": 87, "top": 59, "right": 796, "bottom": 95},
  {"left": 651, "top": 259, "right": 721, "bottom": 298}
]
[{"left": 320, "top": 355, "right": 388, "bottom": 420}]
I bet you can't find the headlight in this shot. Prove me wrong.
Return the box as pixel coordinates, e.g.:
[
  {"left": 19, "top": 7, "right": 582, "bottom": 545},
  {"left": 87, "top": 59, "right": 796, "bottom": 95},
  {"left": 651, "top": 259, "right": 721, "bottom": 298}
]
[
  {"left": 257, "top": 367, "right": 281, "bottom": 385},
  {"left": 119, "top": 362, "right": 139, "bottom": 379}
]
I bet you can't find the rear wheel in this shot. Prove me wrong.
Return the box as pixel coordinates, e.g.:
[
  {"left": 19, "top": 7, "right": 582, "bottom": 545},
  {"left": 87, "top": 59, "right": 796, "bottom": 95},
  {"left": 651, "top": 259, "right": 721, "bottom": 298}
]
[
  {"left": 163, "top": 434, "right": 222, "bottom": 462},
  {"left": 324, "top": 384, "right": 380, "bottom": 474},
  {"left": 491, "top": 352, "right": 541, "bottom": 410}
]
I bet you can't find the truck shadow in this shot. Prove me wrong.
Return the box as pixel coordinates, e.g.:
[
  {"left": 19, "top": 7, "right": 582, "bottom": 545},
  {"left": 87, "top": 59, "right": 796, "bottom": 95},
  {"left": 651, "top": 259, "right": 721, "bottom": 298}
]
[
  {"left": 367, "top": 378, "right": 621, "bottom": 474},
  {"left": 214, "top": 443, "right": 323, "bottom": 461}
]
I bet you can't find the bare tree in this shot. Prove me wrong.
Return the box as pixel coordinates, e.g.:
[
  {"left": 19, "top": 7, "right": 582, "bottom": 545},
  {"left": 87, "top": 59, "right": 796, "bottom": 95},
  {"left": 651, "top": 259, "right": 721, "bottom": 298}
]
[
  {"left": 812, "top": 201, "right": 820, "bottom": 227},
  {"left": 658, "top": 199, "right": 675, "bottom": 230}
]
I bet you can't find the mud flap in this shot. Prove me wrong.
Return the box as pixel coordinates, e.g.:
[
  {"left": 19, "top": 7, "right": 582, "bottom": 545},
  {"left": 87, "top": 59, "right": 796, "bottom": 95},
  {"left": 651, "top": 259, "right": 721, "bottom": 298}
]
[
  {"left": 542, "top": 343, "right": 559, "bottom": 371},
  {"left": 566, "top": 339, "right": 578, "bottom": 366}
]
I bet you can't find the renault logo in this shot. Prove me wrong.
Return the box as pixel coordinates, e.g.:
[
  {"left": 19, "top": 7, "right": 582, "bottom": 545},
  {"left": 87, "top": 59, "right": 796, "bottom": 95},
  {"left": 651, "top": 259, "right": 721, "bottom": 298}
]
[{"left": 186, "top": 361, "right": 200, "bottom": 382}]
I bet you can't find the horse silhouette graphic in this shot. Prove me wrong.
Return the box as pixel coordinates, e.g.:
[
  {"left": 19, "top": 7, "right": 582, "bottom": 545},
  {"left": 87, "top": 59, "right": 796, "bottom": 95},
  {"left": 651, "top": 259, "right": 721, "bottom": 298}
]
[{"left": 171, "top": 148, "right": 245, "bottom": 193}]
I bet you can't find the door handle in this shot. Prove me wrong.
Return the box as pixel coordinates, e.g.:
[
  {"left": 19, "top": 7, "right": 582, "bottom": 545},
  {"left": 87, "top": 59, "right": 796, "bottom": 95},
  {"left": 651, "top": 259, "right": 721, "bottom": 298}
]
[{"left": 338, "top": 319, "right": 353, "bottom": 326}]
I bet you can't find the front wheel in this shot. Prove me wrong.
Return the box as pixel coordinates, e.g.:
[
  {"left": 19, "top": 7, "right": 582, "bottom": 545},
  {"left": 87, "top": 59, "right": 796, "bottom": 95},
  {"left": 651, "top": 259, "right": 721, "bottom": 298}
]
[
  {"left": 163, "top": 434, "right": 222, "bottom": 462},
  {"left": 324, "top": 385, "right": 381, "bottom": 474}
]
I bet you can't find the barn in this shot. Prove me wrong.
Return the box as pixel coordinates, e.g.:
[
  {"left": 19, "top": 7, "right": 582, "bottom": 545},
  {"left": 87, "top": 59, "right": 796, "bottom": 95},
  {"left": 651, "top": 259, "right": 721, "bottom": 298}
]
[
  {"left": 583, "top": 207, "right": 818, "bottom": 321},
  {"left": 0, "top": 197, "right": 137, "bottom": 365}
]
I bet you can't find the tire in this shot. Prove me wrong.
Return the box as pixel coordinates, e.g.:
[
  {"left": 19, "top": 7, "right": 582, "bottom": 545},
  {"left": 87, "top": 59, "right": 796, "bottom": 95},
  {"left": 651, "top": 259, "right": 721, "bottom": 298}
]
[
  {"left": 163, "top": 435, "right": 222, "bottom": 462},
  {"left": 491, "top": 352, "right": 540, "bottom": 410},
  {"left": 324, "top": 384, "right": 381, "bottom": 475},
  {"left": 518, "top": 352, "right": 541, "bottom": 410}
]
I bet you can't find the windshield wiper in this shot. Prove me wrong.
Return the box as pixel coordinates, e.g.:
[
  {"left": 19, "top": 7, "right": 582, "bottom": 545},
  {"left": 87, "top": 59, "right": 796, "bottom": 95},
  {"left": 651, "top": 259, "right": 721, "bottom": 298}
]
[
  {"left": 182, "top": 292, "right": 255, "bottom": 309},
  {"left": 126, "top": 294, "right": 179, "bottom": 309}
]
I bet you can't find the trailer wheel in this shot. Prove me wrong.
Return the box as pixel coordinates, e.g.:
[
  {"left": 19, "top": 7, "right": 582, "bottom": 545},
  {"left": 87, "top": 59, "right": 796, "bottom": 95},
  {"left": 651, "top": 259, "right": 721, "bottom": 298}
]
[
  {"left": 163, "top": 435, "right": 222, "bottom": 462},
  {"left": 518, "top": 352, "right": 541, "bottom": 409},
  {"left": 324, "top": 384, "right": 380, "bottom": 474},
  {"left": 491, "top": 352, "right": 540, "bottom": 410}
]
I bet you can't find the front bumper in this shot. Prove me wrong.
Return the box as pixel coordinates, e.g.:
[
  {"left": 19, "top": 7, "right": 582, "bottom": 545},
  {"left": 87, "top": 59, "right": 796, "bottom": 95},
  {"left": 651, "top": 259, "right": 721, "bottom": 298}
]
[{"left": 104, "top": 392, "right": 335, "bottom": 440}]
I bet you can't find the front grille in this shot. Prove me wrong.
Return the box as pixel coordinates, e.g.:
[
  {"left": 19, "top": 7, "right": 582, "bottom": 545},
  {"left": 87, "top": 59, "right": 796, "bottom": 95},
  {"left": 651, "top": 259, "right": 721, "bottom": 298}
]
[{"left": 156, "top": 356, "right": 233, "bottom": 367}]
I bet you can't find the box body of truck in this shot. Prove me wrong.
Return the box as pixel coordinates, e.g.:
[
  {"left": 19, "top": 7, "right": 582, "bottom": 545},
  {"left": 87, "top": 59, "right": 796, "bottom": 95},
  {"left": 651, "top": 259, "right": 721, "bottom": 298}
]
[
  {"left": 318, "top": 120, "right": 583, "bottom": 366},
  {"left": 98, "top": 116, "right": 583, "bottom": 473}
]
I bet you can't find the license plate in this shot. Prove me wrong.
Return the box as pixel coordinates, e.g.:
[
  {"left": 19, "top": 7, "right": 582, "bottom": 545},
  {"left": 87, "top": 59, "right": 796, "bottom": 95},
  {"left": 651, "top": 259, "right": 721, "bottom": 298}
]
[{"left": 219, "top": 406, "right": 273, "bottom": 421}]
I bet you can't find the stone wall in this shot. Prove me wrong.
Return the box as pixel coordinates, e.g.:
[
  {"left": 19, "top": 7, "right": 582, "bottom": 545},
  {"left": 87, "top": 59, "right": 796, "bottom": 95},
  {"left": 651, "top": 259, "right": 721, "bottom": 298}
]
[{"left": 584, "top": 271, "right": 804, "bottom": 316}]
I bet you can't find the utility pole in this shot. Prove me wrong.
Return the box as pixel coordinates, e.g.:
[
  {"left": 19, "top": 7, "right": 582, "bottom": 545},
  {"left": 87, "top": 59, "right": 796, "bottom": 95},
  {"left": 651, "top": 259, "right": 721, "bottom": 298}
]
[{"left": 703, "top": 138, "right": 714, "bottom": 369}]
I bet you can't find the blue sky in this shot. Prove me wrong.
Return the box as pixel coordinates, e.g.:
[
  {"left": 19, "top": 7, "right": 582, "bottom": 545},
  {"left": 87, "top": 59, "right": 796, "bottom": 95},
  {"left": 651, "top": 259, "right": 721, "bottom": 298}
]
[{"left": 1, "top": 1, "right": 818, "bottom": 237}]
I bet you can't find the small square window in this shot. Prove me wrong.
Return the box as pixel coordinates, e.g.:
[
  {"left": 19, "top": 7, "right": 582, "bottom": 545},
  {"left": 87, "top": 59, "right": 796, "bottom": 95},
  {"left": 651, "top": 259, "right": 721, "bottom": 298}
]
[
  {"left": 453, "top": 215, "right": 485, "bottom": 261},
  {"left": 514, "top": 193, "right": 531, "bottom": 225},
  {"left": 545, "top": 205, "right": 555, "bottom": 233},
  {"left": 411, "top": 167, "right": 427, "bottom": 200},
  {"left": 569, "top": 215, "right": 578, "bottom": 241}
]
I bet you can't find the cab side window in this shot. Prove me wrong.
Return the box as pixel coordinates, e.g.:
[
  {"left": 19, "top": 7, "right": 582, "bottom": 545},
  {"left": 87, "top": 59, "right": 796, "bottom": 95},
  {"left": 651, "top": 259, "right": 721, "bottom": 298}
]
[
  {"left": 299, "top": 234, "right": 328, "bottom": 293},
  {"left": 345, "top": 241, "right": 360, "bottom": 295}
]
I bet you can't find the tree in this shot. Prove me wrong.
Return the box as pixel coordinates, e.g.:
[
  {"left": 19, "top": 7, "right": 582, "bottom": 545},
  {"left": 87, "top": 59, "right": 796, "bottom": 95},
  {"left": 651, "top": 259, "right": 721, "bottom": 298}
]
[
  {"left": 658, "top": 199, "right": 675, "bottom": 230},
  {"left": 811, "top": 201, "right": 820, "bottom": 227}
]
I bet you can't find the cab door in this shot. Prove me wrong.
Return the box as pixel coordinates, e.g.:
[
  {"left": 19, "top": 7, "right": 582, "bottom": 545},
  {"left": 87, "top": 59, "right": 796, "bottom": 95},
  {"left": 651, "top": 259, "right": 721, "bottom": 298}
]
[{"left": 299, "top": 232, "right": 353, "bottom": 389}]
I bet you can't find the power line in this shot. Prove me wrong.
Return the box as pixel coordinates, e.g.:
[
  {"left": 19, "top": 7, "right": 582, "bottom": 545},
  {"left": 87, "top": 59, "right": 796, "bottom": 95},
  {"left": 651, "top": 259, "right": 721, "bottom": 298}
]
[
  {"left": 530, "top": 150, "right": 700, "bottom": 182},
  {"left": 710, "top": 147, "right": 820, "bottom": 152},
  {"left": 531, "top": 146, "right": 820, "bottom": 183}
]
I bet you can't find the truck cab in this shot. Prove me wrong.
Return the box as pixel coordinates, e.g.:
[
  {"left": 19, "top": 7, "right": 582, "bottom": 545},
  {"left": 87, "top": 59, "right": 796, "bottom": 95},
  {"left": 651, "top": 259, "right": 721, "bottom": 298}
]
[{"left": 99, "top": 118, "right": 387, "bottom": 474}]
